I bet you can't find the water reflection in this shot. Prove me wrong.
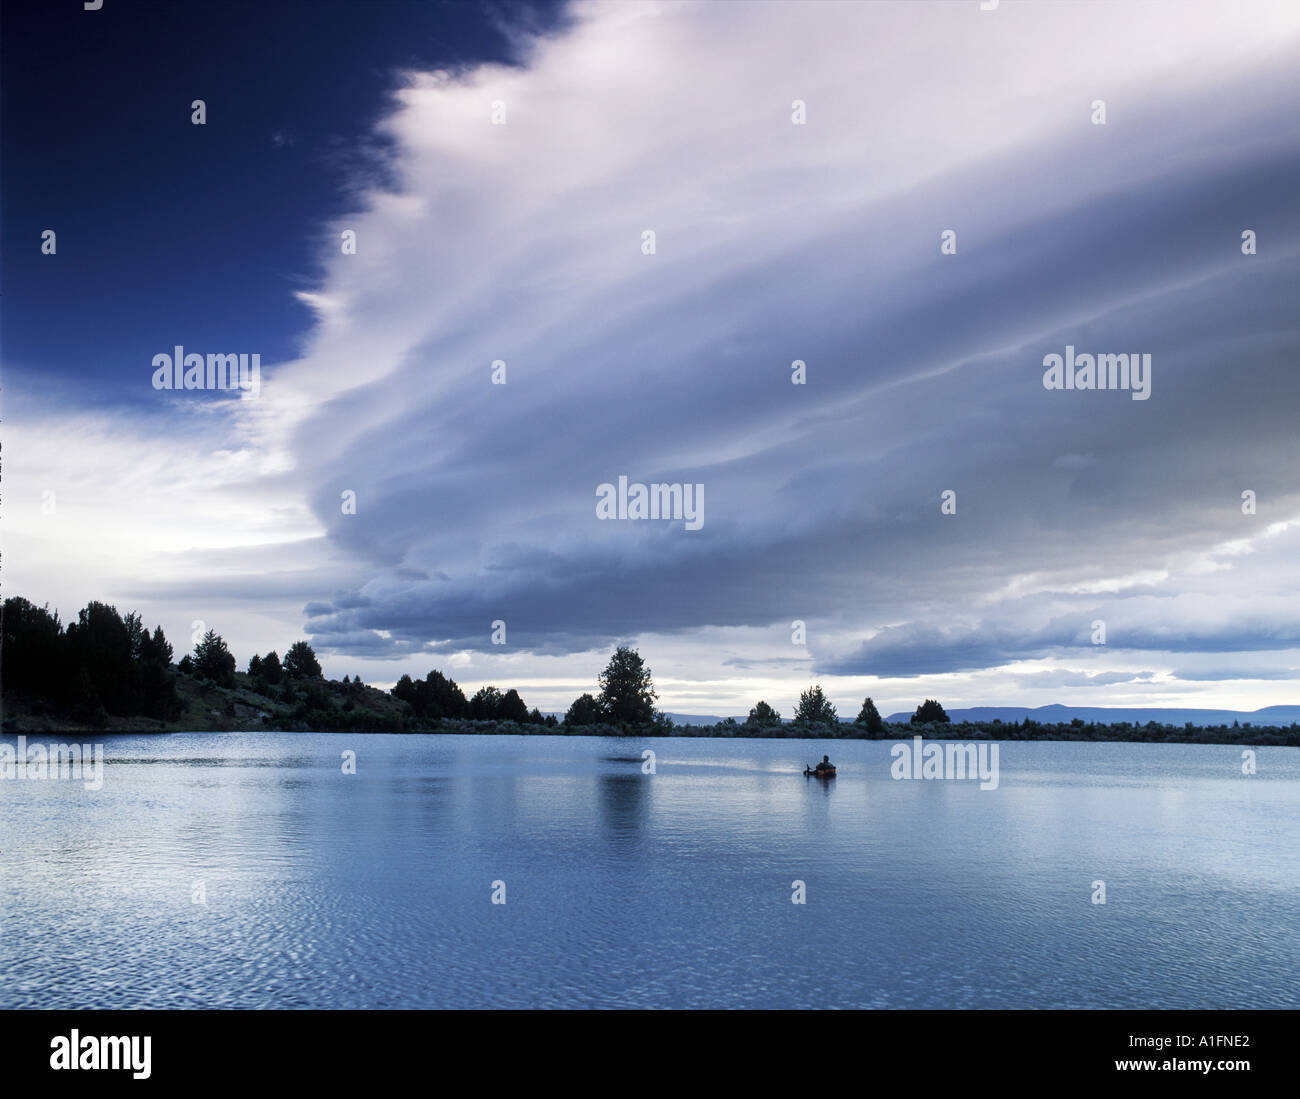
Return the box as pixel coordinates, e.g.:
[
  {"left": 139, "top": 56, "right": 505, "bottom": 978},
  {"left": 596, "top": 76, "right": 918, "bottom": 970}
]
[{"left": 597, "top": 772, "right": 648, "bottom": 845}]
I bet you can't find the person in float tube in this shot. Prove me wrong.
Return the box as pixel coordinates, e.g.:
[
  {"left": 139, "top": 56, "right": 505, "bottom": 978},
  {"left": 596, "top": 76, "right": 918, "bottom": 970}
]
[{"left": 814, "top": 754, "right": 833, "bottom": 772}]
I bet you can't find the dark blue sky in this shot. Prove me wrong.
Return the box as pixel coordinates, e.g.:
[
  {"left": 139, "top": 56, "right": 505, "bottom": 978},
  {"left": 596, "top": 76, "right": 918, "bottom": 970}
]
[{"left": 2, "top": 0, "right": 564, "bottom": 398}]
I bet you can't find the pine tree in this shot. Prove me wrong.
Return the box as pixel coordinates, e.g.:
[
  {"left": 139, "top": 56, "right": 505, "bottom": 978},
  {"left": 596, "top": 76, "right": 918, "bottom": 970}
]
[
  {"left": 564, "top": 693, "right": 603, "bottom": 727},
  {"left": 283, "top": 640, "right": 322, "bottom": 680},
  {"left": 794, "top": 685, "right": 837, "bottom": 726},
  {"left": 746, "top": 700, "right": 781, "bottom": 726},
  {"left": 855, "top": 696, "right": 883, "bottom": 735},
  {"left": 911, "top": 699, "right": 950, "bottom": 725},
  {"left": 193, "top": 629, "right": 236, "bottom": 688}
]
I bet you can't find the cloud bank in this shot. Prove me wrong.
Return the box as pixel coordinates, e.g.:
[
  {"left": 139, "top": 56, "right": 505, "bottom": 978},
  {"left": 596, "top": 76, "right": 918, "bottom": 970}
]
[{"left": 9, "top": 0, "right": 1300, "bottom": 714}]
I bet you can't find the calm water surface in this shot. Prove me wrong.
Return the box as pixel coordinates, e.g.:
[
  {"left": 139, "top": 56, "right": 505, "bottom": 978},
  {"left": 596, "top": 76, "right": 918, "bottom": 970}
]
[{"left": 1, "top": 734, "right": 1296, "bottom": 1008}]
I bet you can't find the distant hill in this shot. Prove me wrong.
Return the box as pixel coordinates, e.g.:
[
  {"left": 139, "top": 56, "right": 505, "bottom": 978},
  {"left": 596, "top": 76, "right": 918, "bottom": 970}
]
[{"left": 883, "top": 703, "right": 1300, "bottom": 726}]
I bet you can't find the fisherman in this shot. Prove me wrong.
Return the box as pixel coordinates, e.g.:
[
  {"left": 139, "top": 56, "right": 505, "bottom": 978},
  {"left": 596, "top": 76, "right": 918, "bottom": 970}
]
[{"left": 812, "top": 754, "right": 833, "bottom": 772}]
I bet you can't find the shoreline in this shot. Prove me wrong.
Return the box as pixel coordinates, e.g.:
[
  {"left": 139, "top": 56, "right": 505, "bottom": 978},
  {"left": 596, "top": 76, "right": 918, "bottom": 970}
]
[{"left": 2, "top": 722, "right": 1297, "bottom": 749}]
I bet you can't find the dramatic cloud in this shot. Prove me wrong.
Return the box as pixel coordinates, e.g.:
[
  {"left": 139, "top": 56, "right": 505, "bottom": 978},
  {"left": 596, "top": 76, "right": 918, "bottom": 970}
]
[{"left": 8, "top": 0, "right": 1300, "bottom": 713}]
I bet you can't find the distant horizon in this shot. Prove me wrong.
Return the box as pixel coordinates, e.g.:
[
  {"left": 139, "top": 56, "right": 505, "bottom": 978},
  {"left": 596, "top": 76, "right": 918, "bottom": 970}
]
[
  {"left": 661, "top": 702, "right": 1300, "bottom": 726},
  {"left": 7, "top": 562, "right": 1300, "bottom": 720}
]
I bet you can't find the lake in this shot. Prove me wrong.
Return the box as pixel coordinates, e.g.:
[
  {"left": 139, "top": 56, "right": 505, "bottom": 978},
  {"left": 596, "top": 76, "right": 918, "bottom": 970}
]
[{"left": 1, "top": 733, "right": 1296, "bottom": 1009}]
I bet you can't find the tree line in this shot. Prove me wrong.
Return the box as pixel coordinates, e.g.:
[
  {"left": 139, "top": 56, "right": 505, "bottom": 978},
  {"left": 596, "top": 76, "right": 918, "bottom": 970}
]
[
  {"left": 3, "top": 593, "right": 955, "bottom": 734},
  {"left": 738, "top": 690, "right": 948, "bottom": 732},
  {"left": 391, "top": 670, "right": 555, "bottom": 726},
  {"left": 2, "top": 595, "right": 328, "bottom": 727},
  {"left": 555, "top": 651, "right": 951, "bottom": 732},
  {"left": 3, "top": 596, "right": 180, "bottom": 723}
]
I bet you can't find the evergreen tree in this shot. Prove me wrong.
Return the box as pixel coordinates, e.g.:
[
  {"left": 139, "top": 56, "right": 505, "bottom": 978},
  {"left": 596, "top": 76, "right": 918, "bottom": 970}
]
[
  {"left": 1, "top": 597, "right": 65, "bottom": 699},
  {"left": 793, "top": 685, "right": 838, "bottom": 726},
  {"left": 597, "top": 646, "right": 657, "bottom": 726},
  {"left": 470, "top": 685, "right": 505, "bottom": 720},
  {"left": 564, "top": 693, "right": 603, "bottom": 727},
  {"left": 136, "top": 625, "right": 180, "bottom": 719},
  {"left": 65, "top": 602, "right": 134, "bottom": 711},
  {"left": 192, "top": 629, "right": 236, "bottom": 688},
  {"left": 425, "top": 670, "right": 468, "bottom": 718},
  {"left": 911, "top": 699, "right": 950, "bottom": 725},
  {"left": 499, "top": 688, "right": 529, "bottom": 723},
  {"left": 124, "top": 611, "right": 147, "bottom": 661},
  {"left": 283, "top": 640, "right": 322, "bottom": 680},
  {"left": 855, "top": 696, "right": 883, "bottom": 735},
  {"left": 391, "top": 668, "right": 468, "bottom": 719}
]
